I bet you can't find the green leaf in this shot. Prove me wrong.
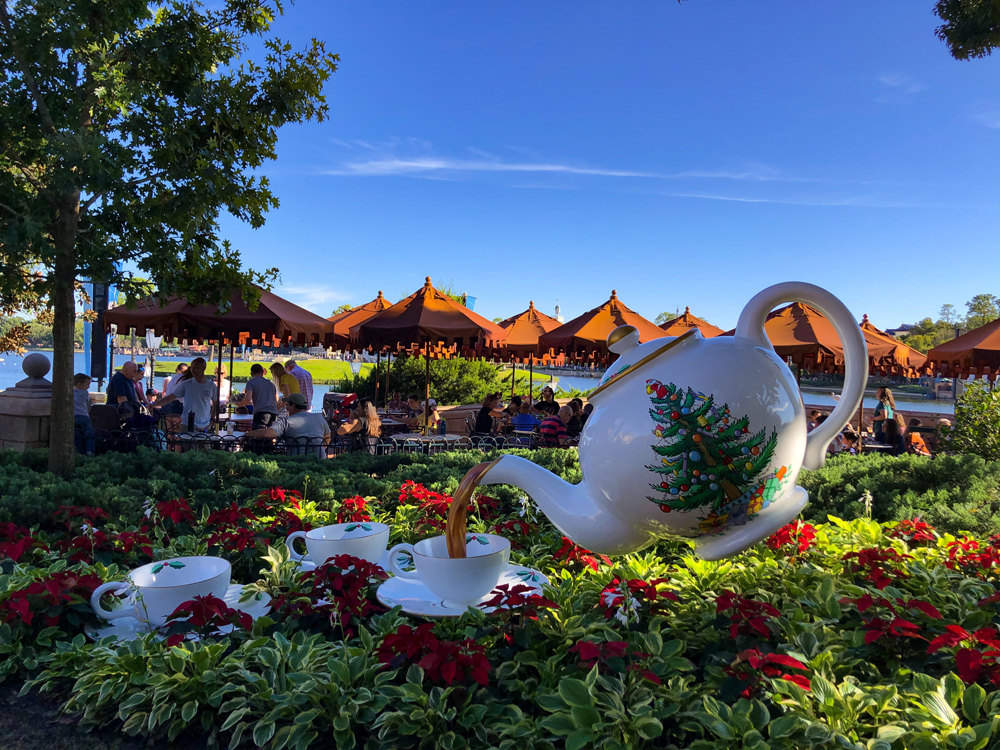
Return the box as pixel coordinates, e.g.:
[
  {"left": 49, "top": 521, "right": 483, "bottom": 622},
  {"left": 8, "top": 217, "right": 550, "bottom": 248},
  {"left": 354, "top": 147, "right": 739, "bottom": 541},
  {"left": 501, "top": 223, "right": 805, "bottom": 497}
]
[
  {"left": 634, "top": 717, "right": 662, "bottom": 740},
  {"left": 943, "top": 672, "right": 965, "bottom": 707},
  {"left": 180, "top": 701, "right": 197, "bottom": 723},
  {"left": 876, "top": 725, "right": 908, "bottom": 742},
  {"left": 222, "top": 708, "right": 251, "bottom": 731},
  {"left": 709, "top": 720, "right": 734, "bottom": 740},
  {"left": 566, "top": 729, "right": 596, "bottom": 750},
  {"left": 570, "top": 705, "right": 601, "bottom": 730},
  {"left": 769, "top": 715, "right": 802, "bottom": 738},
  {"left": 253, "top": 720, "right": 276, "bottom": 747},
  {"left": 539, "top": 714, "right": 577, "bottom": 736},
  {"left": 558, "top": 678, "right": 592, "bottom": 708},
  {"left": 962, "top": 683, "right": 986, "bottom": 722},
  {"left": 810, "top": 674, "right": 838, "bottom": 706},
  {"left": 923, "top": 692, "right": 959, "bottom": 726}
]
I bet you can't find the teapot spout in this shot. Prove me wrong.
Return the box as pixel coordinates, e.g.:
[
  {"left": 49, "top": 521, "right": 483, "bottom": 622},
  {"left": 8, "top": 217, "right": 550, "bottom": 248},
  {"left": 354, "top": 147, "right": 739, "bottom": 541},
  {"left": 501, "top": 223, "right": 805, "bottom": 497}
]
[{"left": 479, "top": 455, "right": 654, "bottom": 556}]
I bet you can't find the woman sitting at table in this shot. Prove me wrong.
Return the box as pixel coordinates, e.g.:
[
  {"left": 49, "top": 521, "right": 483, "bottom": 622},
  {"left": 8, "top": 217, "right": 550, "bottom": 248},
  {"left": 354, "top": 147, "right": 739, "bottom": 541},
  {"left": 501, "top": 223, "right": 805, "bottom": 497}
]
[
  {"left": 566, "top": 398, "right": 584, "bottom": 437},
  {"left": 337, "top": 397, "right": 382, "bottom": 454},
  {"left": 883, "top": 419, "right": 906, "bottom": 456},
  {"left": 415, "top": 399, "right": 441, "bottom": 434},
  {"left": 905, "top": 418, "right": 932, "bottom": 456},
  {"left": 213, "top": 364, "right": 232, "bottom": 407},
  {"left": 534, "top": 386, "right": 559, "bottom": 416},
  {"left": 475, "top": 393, "right": 505, "bottom": 436},
  {"left": 386, "top": 392, "right": 407, "bottom": 412},
  {"left": 269, "top": 362, "right": 299, "bottom": 408}
]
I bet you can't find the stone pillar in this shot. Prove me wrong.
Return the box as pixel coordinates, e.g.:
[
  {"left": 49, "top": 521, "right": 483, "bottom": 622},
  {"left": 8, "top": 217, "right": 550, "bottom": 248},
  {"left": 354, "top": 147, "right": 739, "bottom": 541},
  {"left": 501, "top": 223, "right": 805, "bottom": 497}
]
[{"left": 0, "top": 353, "right": 53, "bottom": 451}]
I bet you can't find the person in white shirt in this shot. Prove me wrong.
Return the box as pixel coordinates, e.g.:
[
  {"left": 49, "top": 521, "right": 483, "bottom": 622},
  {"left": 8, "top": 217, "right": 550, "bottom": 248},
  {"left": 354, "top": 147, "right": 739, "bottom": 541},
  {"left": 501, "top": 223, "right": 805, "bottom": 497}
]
[
  {"left": 285, "top": 360, "right": 314, "bottom": 411},
  {"left": 150, "top": 357, "right": 218, "bottom": 430},
  {"left": 161, "top": 363, "right": 188, "bottom": 416},
  {"left": 213, "top": 364, "right": 232, "bottom": 406}
]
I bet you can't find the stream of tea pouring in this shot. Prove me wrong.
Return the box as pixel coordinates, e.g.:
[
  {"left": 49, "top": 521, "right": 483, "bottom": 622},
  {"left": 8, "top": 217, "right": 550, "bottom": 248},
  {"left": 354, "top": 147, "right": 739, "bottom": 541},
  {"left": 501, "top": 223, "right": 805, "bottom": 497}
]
[{"left": 445, "top": 458, "right": 504, "bottom": 558}]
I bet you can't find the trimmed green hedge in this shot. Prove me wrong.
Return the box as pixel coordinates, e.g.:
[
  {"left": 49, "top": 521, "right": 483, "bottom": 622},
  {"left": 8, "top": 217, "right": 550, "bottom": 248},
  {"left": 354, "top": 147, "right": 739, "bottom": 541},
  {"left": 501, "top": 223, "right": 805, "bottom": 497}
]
[{"left": 2, "top": 449, "right": 999, "bottom": 538}]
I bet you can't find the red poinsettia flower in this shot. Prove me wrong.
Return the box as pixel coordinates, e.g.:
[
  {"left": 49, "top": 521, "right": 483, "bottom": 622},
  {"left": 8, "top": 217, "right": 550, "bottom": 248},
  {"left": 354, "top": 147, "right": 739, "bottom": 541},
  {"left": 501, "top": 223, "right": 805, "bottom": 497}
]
[
  {"left": 840, "top": 594, "right": 940, "bottom": 645},
  {"left": 599, "top": 577, "right": 679, "bottom": 624},
  {"left": 0, "top": 570, "right": 103, "bottom": 628},
  {"left": 163, "top": 594, "right": 253, "bottom": 646},
  {"left": 336, "top": 495, "right": 371, "bottom": 523},
  {"left": 887, "top": 518, "right": 937, "bottom": 544},
  {"left": 553, "top": 537, "right": 611, "bottom": 572},
  {"left": 725, "top": 648, "right": 811, "bottom": 697},
  {"left": 154, "top": 498, "right": 196, "bottom": 526},
  {"left": 765, "top": 521, "right": 817, "bottom": 555},
  {"left": 945, "top": 538, "right": 1000, "bottom": 579},
  {"left": 716, "top": 591, "right": 781, "bottom": 640},
  {"left": 256, "top": 487, "right": 303, "bottom": 510},
  {"left": 479, "top": 583, "right": 557, "bottom": 619},
  {"left": 377, "top": 622, "right": 490, "bottom": 686},
  {"left": 0, "top": 522, "right": 48, "bottom": 562},
  {"left": 841, "top": 547, "right": 911, "bottom": 590}
]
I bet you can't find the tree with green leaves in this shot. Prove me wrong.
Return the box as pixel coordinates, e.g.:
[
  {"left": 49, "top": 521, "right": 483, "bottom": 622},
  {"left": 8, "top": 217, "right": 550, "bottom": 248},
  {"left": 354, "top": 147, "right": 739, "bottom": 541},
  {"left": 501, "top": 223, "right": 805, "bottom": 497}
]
[
  {"left": 965, "top": 293, "right": 1000, "bottom": 330},
  {"left": 939, "top": 303, "right": 960, "bottom": 326},
  {"left": 0, "top": 0, "right": 338, "bottom": 476},
  {"left": 645, "top": 380, "right": 777, "bottom": 513},
  {"left": 934, "top": 0, "right": 1000, "bottom": 59},
  {"left": 330, "top": 304, "right": 353, "bottom": 317}
]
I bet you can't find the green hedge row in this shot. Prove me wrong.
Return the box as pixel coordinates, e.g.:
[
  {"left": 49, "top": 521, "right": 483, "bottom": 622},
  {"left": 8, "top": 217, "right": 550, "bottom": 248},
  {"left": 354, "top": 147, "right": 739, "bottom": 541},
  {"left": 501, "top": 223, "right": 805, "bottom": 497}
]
[{"left": 1, "top": 449, "right": 998, "bottom": 538}]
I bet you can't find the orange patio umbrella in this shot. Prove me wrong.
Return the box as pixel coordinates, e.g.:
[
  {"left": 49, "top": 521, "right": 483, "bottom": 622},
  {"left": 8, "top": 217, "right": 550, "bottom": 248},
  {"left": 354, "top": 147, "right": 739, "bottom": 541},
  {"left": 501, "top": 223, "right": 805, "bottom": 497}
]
[
  {"left": 498, "top": 300, "right": 562, "bottom": 401},
  {"left": 327, "top": 291, "right": 391, "bottom": 349},
  {"left": 352, "top": 277, "right": 507, "bottom": 422},
  {"left": 658, "top": 307, "right": 725, "bottom": 338},
  {"left": 498, "top": 301, "right": 562, "bottom": 356},
  {"left": 859, "top": 315, "right": 927, "bottom": 376},
  {"left": 927, "top": 317, "right": 1000, "bottom": 378},
  {"left": 538, "top": 290, "right": 666, "bottom": 363}
]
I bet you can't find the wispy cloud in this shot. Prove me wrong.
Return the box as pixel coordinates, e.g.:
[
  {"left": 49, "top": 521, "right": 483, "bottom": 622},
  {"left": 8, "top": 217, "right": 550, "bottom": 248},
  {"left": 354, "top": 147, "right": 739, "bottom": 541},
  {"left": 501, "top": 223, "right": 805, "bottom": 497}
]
[
  {"left": 970, "top": 110, "right": 1000, "bottom": 129},
  {"left": 277, "top": 284, "right": 349, "bottom": 312},
  {"left": 877, "top": 72, "right": 924, "bottom": 99},
  {"left": 318, "top": 138, "right": 917, "bottom": 208}
]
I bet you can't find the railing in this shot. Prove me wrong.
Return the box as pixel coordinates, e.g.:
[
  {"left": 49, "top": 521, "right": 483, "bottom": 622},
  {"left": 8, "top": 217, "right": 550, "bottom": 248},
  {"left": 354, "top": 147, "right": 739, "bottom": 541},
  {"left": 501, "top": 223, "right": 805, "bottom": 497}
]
[{"left": 89, "top": 429, "right": 568, "bottom": 458}]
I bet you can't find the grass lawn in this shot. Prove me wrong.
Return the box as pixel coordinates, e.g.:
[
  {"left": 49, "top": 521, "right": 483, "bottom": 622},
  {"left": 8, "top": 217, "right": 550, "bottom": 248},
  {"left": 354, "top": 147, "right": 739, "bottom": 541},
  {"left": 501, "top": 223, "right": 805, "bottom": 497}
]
[{"left": 154, "top": 360, "right": 373, "bottom": 383}]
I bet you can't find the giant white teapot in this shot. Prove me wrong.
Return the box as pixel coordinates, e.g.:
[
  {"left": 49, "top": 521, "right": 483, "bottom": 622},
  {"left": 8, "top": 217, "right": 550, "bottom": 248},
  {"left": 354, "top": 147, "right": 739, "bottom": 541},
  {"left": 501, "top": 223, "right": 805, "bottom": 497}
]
[{"left": 471, "top": 282, "right": 868, "bottom": 560}]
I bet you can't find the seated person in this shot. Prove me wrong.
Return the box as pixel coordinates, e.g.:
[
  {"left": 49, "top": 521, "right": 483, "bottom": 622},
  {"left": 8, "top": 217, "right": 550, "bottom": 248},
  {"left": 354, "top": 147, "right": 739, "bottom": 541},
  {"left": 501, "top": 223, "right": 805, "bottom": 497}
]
[
  {"left": 415, "top": 399, "right": 442, "bottom": 434},
  {"left": 243, "top": 393, "right": 330, "bottom": 459},
  {"left": 579, "top": 402, "right": 594, "bottom": 428},
  {"left": 475, "top": 394, "right": 505, "bottom": 436},
  {"left": 511, "top": 402, "right": 541, "bottom": 431},
  {"left": 401, "top": 394, "right": 424, "bottom": 427},
  {"left": 841, "top": 431, "right": 860, "bottom": 455},
  {"left": 386, "top": 392, "right": 407, "bottom": 413},
  {"left": 539, "top": 406, "right": 572, "bottom": 448},
  {"left": 906, "top": 418, "right": 931, "bottom": 456},
  {"left": 566, "top": 398, "right": 584, "bottom": 437},
  {"left": 534, "top": 386, "right": 559, "bottom": 416},
  {"left": 883, "top": 419, "right": 906, "bottom": 457},
  {"left": 337, "top": 397, "right": 382, "bottom": 454}
]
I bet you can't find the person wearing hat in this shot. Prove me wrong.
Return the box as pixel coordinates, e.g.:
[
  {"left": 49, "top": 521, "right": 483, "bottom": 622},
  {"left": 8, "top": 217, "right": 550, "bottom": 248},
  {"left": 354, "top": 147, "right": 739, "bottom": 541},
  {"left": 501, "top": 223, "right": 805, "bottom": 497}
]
[{"left": 243, "top": 392, "right": 330, "bottom": 459}]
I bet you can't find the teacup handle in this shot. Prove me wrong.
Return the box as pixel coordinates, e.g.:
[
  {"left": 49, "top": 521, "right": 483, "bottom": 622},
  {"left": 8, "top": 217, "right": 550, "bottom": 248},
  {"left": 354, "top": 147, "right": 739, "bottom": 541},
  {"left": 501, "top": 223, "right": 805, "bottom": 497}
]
[
  {"left": 387, "top": 543, "right": 419, "bottom": 579},
  {"left": 736, "top": 281, "right": 868, "bottom": 471},
  {"left": 285, "top": 531, "right": 307, "bottom": 562},
  {"left": 90, "top": 581, "right": 134, "bottom": 620}
]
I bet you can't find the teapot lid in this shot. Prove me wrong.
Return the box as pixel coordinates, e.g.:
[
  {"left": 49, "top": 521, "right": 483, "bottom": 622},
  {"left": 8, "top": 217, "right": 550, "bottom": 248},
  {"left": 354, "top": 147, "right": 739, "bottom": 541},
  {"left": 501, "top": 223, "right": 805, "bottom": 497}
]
[{"left": 590, "top": 329, "right": 699, "bottom": 401}]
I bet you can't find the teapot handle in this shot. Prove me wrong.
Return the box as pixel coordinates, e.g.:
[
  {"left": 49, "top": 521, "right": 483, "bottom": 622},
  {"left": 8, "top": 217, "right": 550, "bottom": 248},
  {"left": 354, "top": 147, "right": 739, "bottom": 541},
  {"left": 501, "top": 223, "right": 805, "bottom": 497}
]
[{"left": 736, "top": 282, "right": 867, "bottom": 471}]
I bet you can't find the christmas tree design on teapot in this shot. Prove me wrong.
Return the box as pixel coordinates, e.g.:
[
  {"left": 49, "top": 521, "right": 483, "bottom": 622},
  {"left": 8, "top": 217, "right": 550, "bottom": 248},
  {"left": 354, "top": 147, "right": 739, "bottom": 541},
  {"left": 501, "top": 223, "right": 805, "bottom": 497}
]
[{"left": 460, "top": 282, "right": 869, "bottom": 561}]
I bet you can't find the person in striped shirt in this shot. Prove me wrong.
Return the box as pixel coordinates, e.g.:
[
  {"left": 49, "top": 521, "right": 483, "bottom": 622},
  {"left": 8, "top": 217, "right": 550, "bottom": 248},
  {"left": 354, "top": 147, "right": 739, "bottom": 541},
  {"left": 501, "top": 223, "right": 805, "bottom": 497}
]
[
  {"left": 285, "top": 360, "right": 314, "bottom": 410},
  {"left": 539, "top": 406, "right": 572, "bottom": 447}
]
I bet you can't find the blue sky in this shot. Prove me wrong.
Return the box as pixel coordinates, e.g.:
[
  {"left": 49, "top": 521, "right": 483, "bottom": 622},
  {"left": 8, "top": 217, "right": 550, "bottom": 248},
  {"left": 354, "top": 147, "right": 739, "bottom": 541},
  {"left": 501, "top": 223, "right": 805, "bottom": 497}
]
[{"left": 220, "top": 1, "right": 1000, "bottom": 331}]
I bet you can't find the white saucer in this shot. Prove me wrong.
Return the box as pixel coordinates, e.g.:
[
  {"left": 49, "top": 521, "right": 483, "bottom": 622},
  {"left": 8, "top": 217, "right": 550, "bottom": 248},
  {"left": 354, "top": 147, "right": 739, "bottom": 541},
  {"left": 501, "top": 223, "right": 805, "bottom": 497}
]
[
  {"left": 296, "top": 548, "right": 391, "bottom": 572},
  {"left": 84, "top": 584, "right": 271, "bottom": 643},
  {"left": 375, "top": 564, "right": 550, "bottom": 618}
]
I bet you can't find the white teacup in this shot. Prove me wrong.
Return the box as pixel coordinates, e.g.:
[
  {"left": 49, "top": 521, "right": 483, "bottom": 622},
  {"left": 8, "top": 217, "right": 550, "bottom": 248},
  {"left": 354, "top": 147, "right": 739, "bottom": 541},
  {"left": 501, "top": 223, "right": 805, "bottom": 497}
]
[
  {"left": 285, "top": 522, "right": 390, "bottom": 566},
  {"left": 388, "top": 533, "right": 511, "bottom": 609},
  {"left": 90, "top": 556, "right": 231, "bottom": 628}
]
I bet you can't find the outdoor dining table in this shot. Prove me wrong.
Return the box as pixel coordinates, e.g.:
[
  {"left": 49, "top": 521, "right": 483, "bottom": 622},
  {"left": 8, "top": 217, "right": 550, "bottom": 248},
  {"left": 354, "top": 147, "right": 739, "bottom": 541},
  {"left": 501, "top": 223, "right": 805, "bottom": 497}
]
[
  {"left": 175, "top": 430, "right": 246, "bottom": 452},
  {"left": 396, "top": 433, "right": 462, "bottom": 454},
  {"left": 862, "top": 442, "right": 896, "bottom": 453},
  {"left": 380, "top": 418, "right": 409, "bottom": 436},
  {"left": 218, "top": 413, "right": 254, "bottom": 423}
]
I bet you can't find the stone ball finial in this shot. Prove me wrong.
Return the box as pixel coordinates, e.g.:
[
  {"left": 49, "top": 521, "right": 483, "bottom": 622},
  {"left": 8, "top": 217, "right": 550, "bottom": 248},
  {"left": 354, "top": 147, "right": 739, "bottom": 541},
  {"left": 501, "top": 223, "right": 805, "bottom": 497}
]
[{"left": 23, "top": 353, "right": 50, "bottom": 379}]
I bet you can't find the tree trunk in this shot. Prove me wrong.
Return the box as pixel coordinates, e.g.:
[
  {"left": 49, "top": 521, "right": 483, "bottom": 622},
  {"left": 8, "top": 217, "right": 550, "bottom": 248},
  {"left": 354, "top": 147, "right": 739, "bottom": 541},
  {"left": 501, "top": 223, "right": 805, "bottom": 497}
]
[{"left": 48, "top": 194, "right": 80, "bottom": 477}]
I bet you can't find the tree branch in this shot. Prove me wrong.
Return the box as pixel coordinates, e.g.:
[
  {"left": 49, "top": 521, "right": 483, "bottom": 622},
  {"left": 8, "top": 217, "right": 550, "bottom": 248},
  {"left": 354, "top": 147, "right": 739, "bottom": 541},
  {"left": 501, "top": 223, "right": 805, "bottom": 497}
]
[{"left": 0, "top": 2, "right": 59, "bottom": 136}]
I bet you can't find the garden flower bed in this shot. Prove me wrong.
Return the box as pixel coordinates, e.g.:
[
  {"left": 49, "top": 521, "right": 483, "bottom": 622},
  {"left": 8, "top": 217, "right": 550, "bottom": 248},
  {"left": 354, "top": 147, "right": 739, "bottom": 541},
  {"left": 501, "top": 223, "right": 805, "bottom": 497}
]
[{"left": 0, "top": 449, "right": 998, "bottom": 749}]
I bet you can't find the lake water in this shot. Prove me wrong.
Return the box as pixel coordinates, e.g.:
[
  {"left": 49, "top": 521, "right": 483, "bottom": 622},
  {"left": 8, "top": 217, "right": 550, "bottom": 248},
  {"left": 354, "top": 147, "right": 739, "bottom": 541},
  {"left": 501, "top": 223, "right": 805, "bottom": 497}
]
[
  {"left": 0, "top": 353, "right": 954, "bottom": 416},
  {"left": 551, "top": 374, "right": 954, "bottom": 415}
]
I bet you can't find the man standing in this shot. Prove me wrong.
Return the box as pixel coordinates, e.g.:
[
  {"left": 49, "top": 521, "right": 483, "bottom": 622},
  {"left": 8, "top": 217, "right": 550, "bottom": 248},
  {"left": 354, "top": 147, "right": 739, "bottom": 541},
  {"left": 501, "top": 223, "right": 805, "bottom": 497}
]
[
  {"left": 150, "top": 357, "right": 217, "bottom": 430},
  {"left": 285, "top": 360, "right": 314, "bottom": 411},
  {"left": 161, "top": 363, "right": 189, "bottom": 416},
  {"left": 237, "top": 363, "right": 279, "bottom": 429},
  {"left": 243, "top": 392, "right": 329, "bottom": 459}
]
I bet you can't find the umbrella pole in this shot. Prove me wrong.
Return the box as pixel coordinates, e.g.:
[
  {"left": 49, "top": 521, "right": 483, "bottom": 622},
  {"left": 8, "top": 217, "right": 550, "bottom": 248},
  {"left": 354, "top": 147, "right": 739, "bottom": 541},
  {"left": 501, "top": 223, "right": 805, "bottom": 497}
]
[
  {"left": 215, "top": 337, "right": 223, "bottom": 425},
  {"left": 510, "top": 354, "right": 515, "bottom": 401},
  {"left": 374, "top": 349, "right": 381, "bottom": 406},
  {"left": 424, "top": 339, "right": 431, "bottom": 435},
  {"left": 385, "top": 352, "right": 391, "bottom": 403},
  {"left": 529, "top": 357, "right": 533, "bottom": 402},
  {"left": 229, "top": 342, "right": 235, "bottom": 410}
]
